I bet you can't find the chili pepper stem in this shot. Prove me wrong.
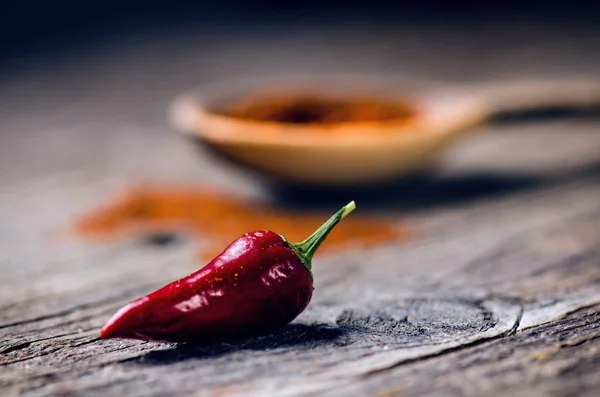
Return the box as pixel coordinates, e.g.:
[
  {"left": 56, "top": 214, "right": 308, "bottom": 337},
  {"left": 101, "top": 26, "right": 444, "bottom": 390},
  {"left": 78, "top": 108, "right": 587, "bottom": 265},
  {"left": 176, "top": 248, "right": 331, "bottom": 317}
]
[{"left": 287, "top": 201, "right": 356, "bottom": 271}]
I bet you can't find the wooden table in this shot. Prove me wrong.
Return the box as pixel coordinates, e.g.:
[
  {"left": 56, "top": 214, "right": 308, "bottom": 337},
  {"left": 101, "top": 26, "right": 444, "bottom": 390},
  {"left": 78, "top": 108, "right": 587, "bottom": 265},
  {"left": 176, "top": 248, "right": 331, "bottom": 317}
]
[{"left": 1, "top": 18, "right": 599, "bottom": 396}]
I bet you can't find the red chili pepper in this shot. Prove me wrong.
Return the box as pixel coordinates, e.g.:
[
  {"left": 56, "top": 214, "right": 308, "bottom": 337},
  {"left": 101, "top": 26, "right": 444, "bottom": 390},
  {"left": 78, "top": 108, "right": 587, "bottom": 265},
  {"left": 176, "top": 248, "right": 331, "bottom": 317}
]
[{"left": 100, "top": 201, "right": 356, "bottom": 342}]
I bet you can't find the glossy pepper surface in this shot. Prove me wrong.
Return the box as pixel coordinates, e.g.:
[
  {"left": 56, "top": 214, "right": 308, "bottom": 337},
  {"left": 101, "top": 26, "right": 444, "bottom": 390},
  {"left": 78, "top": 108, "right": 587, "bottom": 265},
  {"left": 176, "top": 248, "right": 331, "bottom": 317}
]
[{"left": 100, "top": 201, "right": 356, "bottom": 342}]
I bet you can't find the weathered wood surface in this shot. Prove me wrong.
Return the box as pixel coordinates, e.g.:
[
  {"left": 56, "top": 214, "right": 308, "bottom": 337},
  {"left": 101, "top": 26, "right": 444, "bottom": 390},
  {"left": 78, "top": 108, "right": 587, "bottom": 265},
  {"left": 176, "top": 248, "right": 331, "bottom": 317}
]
[{"left": 1, "top": 19, "right": 600, "bottom": 396}]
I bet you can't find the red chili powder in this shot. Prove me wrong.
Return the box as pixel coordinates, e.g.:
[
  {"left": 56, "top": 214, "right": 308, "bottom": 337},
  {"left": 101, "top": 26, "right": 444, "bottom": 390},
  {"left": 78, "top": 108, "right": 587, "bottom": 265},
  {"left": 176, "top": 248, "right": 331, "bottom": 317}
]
[
  {"left": 216, "top": 91, "right": 416, "bottom": 125},
  {"left": 72, "top": 185, "right": 407, "bottom": 261}
]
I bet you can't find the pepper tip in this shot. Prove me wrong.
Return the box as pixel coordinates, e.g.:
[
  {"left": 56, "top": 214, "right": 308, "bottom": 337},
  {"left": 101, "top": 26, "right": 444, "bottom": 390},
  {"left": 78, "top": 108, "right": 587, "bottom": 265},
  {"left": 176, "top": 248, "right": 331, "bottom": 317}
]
[{"left": 99, "top": 323, "right": 116, "bottom": 339}]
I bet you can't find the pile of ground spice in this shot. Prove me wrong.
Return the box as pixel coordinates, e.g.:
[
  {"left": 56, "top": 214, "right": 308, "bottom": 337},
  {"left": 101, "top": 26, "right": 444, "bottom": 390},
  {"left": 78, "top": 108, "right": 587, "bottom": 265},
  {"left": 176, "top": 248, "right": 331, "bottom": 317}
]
[
  {"left": 72, "top": 185, "right": 407, "bottom": 261},
  {"left": 217, "top": 92, "right": 416, "bottom": 125}
]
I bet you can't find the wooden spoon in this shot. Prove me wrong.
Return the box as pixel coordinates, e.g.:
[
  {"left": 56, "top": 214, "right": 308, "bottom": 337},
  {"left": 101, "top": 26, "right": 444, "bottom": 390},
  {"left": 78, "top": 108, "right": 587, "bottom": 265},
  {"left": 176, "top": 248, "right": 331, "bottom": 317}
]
[{"left": 169, "top": 75, "right": 600, "bottom": 186}]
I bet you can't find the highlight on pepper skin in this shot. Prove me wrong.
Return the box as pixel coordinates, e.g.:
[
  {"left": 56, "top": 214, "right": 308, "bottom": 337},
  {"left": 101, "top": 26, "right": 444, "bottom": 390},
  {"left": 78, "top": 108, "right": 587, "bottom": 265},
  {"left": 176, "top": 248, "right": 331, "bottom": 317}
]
[{"left": 99, "top": 201, "right": 356, "bottom": 343}]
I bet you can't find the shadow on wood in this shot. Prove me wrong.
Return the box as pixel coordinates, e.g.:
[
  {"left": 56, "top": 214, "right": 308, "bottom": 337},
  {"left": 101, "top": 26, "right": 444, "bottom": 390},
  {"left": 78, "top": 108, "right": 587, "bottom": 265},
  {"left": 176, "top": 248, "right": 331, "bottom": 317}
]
[
  {"left": 266, "top": 162, "right": 600, "bottom": 212},
  {"left": 121, "top": 323, "right": 347, "bottom": 366}
]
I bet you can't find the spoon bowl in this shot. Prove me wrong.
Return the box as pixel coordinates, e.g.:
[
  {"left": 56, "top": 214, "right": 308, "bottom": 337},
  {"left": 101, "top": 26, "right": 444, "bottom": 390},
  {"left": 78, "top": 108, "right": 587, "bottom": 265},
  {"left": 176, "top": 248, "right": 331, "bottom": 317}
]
[{"left": 170, "top": 74, "right": 599, "bottom": 186}]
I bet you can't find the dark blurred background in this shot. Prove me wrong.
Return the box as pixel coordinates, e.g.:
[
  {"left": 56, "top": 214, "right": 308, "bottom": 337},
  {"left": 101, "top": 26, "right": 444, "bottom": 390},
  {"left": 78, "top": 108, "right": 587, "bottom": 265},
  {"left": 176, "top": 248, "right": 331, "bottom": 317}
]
[{"left": 2, "top": 1, "right": 600, "bottom": 63}]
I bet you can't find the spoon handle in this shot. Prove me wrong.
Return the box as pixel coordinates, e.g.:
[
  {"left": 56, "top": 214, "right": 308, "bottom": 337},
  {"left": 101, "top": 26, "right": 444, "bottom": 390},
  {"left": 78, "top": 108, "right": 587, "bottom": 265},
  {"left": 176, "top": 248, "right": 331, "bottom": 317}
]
[{"left": 463, "top": 78, "right": 600, "bottom": 119}]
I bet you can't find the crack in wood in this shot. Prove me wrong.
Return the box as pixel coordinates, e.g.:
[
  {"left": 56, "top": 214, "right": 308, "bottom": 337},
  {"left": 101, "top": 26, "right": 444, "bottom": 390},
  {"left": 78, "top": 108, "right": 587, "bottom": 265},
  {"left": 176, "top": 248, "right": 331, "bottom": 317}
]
[
  {"left": 0, "top": 341, "right": 32, "bottom": 355},
  {"left": 0, "top": 329, "right": 101, "bottom": 355},
  {"left": 356, "top": 302, "right": 524, "bottom": 378},
  {"left": 0, "top": 284, "right": 160, "bottom": 330}
]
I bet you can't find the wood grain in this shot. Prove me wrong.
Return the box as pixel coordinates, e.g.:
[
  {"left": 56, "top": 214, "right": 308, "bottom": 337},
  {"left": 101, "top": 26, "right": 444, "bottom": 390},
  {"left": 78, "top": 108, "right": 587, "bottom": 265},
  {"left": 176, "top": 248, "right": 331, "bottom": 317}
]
[{"left": 1, "top": 18, "right": 600, "bottom": 396}]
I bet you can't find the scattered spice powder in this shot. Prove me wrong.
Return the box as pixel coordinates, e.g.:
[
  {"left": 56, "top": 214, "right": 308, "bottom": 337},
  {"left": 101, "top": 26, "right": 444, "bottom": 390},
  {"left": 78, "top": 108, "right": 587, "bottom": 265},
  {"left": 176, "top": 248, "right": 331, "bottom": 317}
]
[
  {"left": 72, "top": 185, "right": 407, "bottom": 261},
  {"left": 217, "top": 91, "right": 416, "bottom": 125}
]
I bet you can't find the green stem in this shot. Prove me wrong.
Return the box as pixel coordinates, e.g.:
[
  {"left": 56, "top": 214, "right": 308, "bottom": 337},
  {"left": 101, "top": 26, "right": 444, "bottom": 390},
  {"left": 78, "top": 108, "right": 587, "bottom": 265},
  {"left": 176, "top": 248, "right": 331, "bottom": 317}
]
[{"left": 287, "top": 201, "right": 356, "bottom": 271}]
